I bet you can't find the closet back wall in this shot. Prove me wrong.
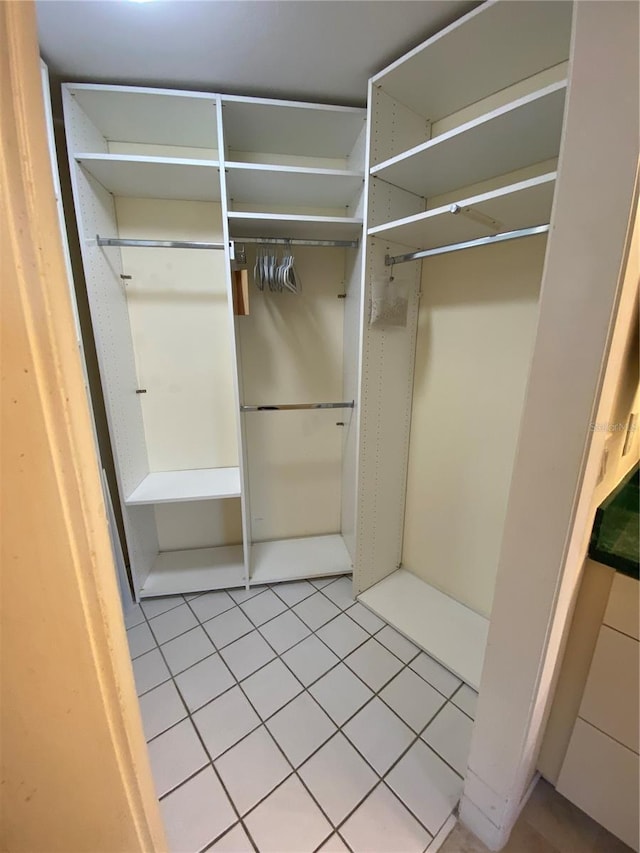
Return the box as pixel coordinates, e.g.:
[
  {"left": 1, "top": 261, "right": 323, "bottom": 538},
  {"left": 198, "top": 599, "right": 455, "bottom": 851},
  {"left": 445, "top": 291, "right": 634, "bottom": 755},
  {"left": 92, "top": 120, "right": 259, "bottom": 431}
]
[{"left": 402, "top": 235, "right": 545, "bottom": 618}]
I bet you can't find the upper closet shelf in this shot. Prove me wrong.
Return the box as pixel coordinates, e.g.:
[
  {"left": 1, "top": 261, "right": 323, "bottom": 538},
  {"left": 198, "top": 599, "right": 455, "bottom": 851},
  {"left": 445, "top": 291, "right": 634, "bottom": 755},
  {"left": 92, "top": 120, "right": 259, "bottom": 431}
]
[
  {"left": 371, "top": 81, "right": 567, "bottom": 199},
  {"left": 125, "top": 467, "right": 241, "bottom": 505},
  {"left": 66, "top": 84, "right": 218, "bottom": 150},
  {"left": 226, "top": 163, "right": 363, "bottom": 208},
  {"left": 228, "top": 212, "right": 363, "bottom": 241},
  {"left": 75, "top": 153, "right": 221, "bottom": 202},
  {"left": 221, "top": 97, "right": 365, "bottom": 159},
  {"left": 369, "top": 172, "right": 556, "bottom": 250},
  {"left": 373, "top": 0, "right": 572, "bottom": 122}
]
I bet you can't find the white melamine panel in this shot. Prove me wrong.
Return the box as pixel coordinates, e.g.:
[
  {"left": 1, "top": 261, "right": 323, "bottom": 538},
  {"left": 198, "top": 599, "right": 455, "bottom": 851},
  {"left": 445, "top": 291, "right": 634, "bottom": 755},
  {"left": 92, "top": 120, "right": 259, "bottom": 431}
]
[
  {"left": 75, "top": 154, "right": 221, "bottom": 202},
  {"left": 154, "top": 500, "right": 243, "bottom": 552},
  {"left": 66, "top": 85, "right": 218, "bottom": 151},
  {"left": 250, "top": 535, "right": 352, "bottom": 584},
  {"left": 116, "top": 198, "right": 239, "bottom": 472},
  {"left": 225, "top": 163, "right": 363, "bottom": 209},
  {"left": 354, "top": 238, "right": 421, "bottom": 594},
  {"left": 369, "top": 86, "right": 430, "bottom": 168},
  {"left": 579, "top": 625, "right": 639, "bottom": 753},
  {"left": 125, "top": 467, "right": 241, "bottom": 504},
  {"left": 228, "top": 212, "right": 362, "bottom": 240},
  {"left": 603, "top": 573, "right": 640, "bottom": 640},
  {"left": 557, "top": 719, "right": 639, "bottom": 851},
  {"left": 221, "top": 97, "right": 365, "bottom": 159},
  {"left": 358, "top": 569, "right": 489, "bottom": 690},
  {"left": 373, "top": 1, "right": 572, "bottom": 122},
  {"left": 140, "top": 545, "right": 246, "bottom": 596},
  {"left": 369, "top": 173, "right": 556, "bottom": 250},
  {"left": 402, "top": 235, "right": 545, "bottom": 617},
  {"left": 371, "top": 82, "right": 567, "bottom": 199}
]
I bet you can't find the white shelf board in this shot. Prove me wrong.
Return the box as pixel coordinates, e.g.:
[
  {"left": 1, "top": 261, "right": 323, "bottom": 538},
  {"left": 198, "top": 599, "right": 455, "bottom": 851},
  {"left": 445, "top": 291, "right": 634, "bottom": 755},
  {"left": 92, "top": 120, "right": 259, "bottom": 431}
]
[
  {"left": 228, "top": 212, "right": 363, "bottom": 241},
  {"left": 67, "top": 84, "right": 218, "bottom": 149},
  {"left": 140, "top": 545, "right": 245, "bottom": 597},
  {"left": 358, "top": 569, "right": 489, "bottom": 689},
  {"left": 75, "top": 154, "right": 221, "bottom": 201},
  {"left": 226, "top": 163, "right": 363, "bottom": 208},
  {"left": 373, "top": 1, "right": 572, "bottom": 121},
  {"left": 369, "top": 172, "right": 556, "bottom": 250},
  {"left": 125, "top": 467, "right": 241, "bottom": 505},
  {"left": 250, "top": 534, "right": 352, "bottom": 585},
  {"left": 371, "top": 81, "right": 567, "bottom": 199},
  {"left": 222, "top": 97, "right": 365, "bottom": 159}
]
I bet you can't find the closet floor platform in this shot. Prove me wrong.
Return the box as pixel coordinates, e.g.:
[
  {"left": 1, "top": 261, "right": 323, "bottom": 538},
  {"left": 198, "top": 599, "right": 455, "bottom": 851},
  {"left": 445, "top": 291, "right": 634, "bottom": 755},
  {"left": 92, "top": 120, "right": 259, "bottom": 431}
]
[{"left": 126, "top": 575, "right": 478, "bottom": 853}]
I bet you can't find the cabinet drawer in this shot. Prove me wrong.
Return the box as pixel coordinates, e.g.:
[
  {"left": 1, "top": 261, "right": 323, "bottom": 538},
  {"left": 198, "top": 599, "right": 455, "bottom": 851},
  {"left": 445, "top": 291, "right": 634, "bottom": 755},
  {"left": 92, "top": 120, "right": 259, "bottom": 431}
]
[
  {"left": 557, "top": 718, "right": 639, "bottom": 851},
  {"left": 604, "top": 572, "right": 639, "bottom": 639},
  {"left": 580, "top": 624, "right": 639, "bottom": 752}
]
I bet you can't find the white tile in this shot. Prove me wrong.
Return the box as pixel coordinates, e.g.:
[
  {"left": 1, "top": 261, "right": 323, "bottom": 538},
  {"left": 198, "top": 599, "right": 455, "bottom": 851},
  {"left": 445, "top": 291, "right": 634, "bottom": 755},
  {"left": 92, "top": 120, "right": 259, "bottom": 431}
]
[
  {"left": 141, "top": 595, "right": 184, "bottom": 620},
  {"left": 375, "top": 625, "right": 420, "bottom": 663},
  {"left": 316, "top": 613, "right": 368, "bottom": 658},
  {"left": 380, "top": 668, "right": 446, "bottom": 733},
  {"left": 209, "top": 824, "right": 253, "bottom": 852},
  {"left": 321, "top": 576, "right": 356, "bottom": 610},
  {"left": 149, "top": 604, "right": 198, "bottom": 645},
  {"left": 386, "top": 740, "right": 463, "bottom": 834},
  {"left": 309, "top": 663, "right": 373, "bottom": 726},
  {"left": 317, "top": 835, "right": 350, "bottom": 852},
  {"left": 220, "top": 631, "right": 275, "bottom": 681},
  {"left": 204, "top": 608, "right": 254, "bottom": 649},
  {"left": 127, "top": 622, "right": 156, "bottom": 659},
  {"left": 452, "top": 684, "right": 479, "bottom": 720},
  {"left": 160, "top": 766, "right": 235, "bottom": 853},
  {"left": 124, "top": 604, "right": 145, "bottom": 629},
  {"left": 344, "top": 638, "right": 403, "bottom": 692},
  {"left": 215, "top": 726, "right": 290, "bottom": 816},
  {"left": 161, "top": 626, "right": 216, "bottom": 675},
  {"left": 139, "top": 680, "right": 186, "bottom": 741},
  {"left": 267, "top": 692, "right": 336, "bottom": 767},
  {"left": 241, "top": 659, "right": 302, "bottom": 719},
  {"left": 132, "top": 648, "right": 170, "bottom": 695},
  {"left": 240, "top": 589, "right": 287, "bottom": 626},
  {"left": 258, "top": 610, "right": 310, "bottom": 654},
  {"left": 343, "top": 697, "right": 413, "bottom": 774},
  {"left": 193, "top": 685, "right": 260, "bottom": 759},
  {"left": 281, "top": 635, "right": 339, "bottom": 687},
  {"left": 346, "top": 602, "right": 385, "bottom": 634},
  {"left": 229, "top": 586, "right": 266, "bottom": 603},
  {"left": 311, "top": 575, "right": 341, "bottom": 589},
  {"left": 244, "top": 775, "right": 332, "bottom": 853},
  {"left": 189, "top": 591, "right": 235, "bottom": 623},
  {"left": 410, "top": 653, "right": 462, "bottom": 698},
  {"left": 147, "top": 719, "right": 208, "bottom": 797},
  {"left": 175, "top": 653, "right": 235, "bottom": 713},
  {"left": 293, "top": 593, "right": 341, "bottom": 631},
  {"left": 299, "top": 732, "right": 377, "bottom": 824},
  {"left": 271, "top": 580, "right": 316, "bottom": 607},
  {"left": 421, "top": 703, "right": 473, "bottom": 776},
  {"left": 341, "top": 784, "right": 431, "bottom": 853}
]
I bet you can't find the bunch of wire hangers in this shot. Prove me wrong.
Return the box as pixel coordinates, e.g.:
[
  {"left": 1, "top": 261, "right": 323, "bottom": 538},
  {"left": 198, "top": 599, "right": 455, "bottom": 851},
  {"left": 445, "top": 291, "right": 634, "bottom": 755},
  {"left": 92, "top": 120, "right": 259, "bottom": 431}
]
[{"left": 253, "top": 243, "right": 301, "bottom": 293}]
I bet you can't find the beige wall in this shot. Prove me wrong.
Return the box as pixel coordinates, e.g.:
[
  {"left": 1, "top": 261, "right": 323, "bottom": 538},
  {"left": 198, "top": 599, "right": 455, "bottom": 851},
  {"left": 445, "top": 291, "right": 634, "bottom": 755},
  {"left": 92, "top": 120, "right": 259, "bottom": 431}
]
[
  {"left": 1, "top": 3, "right": 164, "bottom": 849},
  {"left": 402, "top": 235, "right": 544, "bottom": 617}
]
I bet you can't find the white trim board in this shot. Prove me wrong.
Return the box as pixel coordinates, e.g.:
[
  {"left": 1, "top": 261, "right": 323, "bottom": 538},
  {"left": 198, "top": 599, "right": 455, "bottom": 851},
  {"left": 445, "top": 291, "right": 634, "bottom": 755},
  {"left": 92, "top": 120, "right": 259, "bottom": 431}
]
[
  {"left": 139, "top": 545, "right": 245, "bottom": 597},
  {"left": 125, "top": 467, "right": 241, "bottom": 505},
  {"left": 250, "top": 534, "right": 352, "bottom": 585},
  {"left": 358, "top": 569, "right": 489, "bottom": 689}
]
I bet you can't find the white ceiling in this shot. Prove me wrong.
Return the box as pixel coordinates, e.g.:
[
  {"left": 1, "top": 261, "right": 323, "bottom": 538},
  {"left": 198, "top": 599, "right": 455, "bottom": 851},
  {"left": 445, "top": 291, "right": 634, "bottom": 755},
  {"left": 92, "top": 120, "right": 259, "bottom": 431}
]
[{"left": 37, "top": 0, "right": 477, "bottom": 106}]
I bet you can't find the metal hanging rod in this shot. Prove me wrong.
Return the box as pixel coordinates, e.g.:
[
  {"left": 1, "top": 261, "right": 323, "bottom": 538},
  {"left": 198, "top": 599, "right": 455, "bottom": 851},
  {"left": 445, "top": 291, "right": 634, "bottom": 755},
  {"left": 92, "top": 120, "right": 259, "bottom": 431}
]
[
  {"left": 241, "top": 401, "right": 354, "bottom": 412},
  {"left": 97, "top": 236, "right": 225, "bottom": 250},
  {"left": 384, "top": 224, "right": 550, "bottom": 266},
  {"left": 234, "top": 237, "right": 359, "bottom": 249}
]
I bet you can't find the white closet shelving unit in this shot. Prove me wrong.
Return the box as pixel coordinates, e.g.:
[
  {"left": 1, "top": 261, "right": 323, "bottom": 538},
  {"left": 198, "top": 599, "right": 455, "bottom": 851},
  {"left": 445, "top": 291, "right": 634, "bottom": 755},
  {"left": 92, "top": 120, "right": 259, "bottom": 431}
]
[
  {"left": 63, "top": 84, "right": 366, "bottom": 599},
  {"left": 353, "top": 0, "right": 574, "bottom": 689}
]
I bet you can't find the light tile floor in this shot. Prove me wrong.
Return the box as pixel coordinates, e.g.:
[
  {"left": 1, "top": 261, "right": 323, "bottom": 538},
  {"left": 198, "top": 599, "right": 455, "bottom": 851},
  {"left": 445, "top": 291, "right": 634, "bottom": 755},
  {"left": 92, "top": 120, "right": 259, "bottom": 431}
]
[{"left": 126, "top": 575, "right": 476, "bottom": 853}]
